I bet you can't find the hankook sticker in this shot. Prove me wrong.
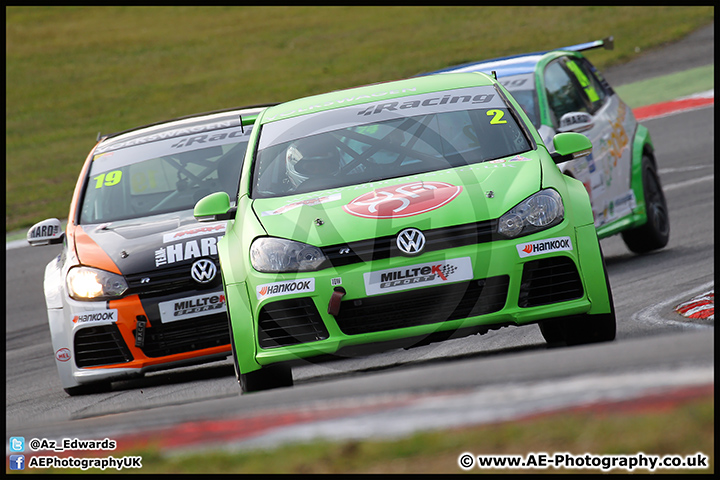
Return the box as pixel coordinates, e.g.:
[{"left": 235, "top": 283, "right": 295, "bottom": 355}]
[
  {"left": 72, "top": 309, "right": 118, "bottom": 324},
  {"left": 516, "top": 237, "right": 573, "bottom": 258},
  {"left": 256, "top": 278, "right": 315, "bottom": 300}
]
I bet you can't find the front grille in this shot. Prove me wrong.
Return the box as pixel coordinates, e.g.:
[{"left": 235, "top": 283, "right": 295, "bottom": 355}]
[
  {"left": 518, "top": 256, "right": 584, "bottom": 307},
  {"left": 134, "top": 312, "right": 230, "bottom": 357},
  {"left": 74, "top": 324, "right": 133, "bottom": 368},
  {"left": 335, "top": 275, "right": 509, "bottom": 335},
  {"left": 322, "top": 220, "right": 497, "bottom": 267},
  {"left": 258, "top": 298, "right": 329, "bottom": 348},
  {"left": 125, "top": 261, "right": 222, "bottom": 296}
]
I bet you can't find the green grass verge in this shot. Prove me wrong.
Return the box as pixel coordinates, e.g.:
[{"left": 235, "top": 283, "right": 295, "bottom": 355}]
[
  {"left": 5, "top": 6, "right": 714, "bottom": 232},
  {"left": 33, "top": 393, "right": 713, "bottom": 474},
  {"left": 614, "top": 64, "right": 715, "bottom": 108}
]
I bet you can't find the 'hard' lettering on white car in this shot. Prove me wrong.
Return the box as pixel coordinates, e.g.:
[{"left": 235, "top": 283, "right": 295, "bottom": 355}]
[{"left": 155, "top": 236, "right": 222, "bottom": 267}]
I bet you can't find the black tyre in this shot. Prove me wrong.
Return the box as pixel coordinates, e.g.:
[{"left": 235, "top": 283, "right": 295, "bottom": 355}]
[
  {"left": 63, "top": 381, "right": 112, "bottom": 396},
  {"left": 538, "top": 316, "right": 566, "bottom": 346},
  {"left": 225, "top": 312, "right": 242, "bottom": 386},
  {"left": 239, "top": 363, "right": 293, "bottom": 394},
  {"left": 621, "top": 154, "right": 669, "bottom": 253},
  {"left": 539, "top": 246, "right": 616, "bottom": 346}
]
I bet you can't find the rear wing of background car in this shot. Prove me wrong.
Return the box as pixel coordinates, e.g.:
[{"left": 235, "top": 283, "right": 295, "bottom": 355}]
[{"left": 417, "top": 37, "right": 615, "bottom": 78}]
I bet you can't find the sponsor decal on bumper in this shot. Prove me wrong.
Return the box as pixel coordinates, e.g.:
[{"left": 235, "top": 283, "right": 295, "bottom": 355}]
[
  {"left": 158, "top": 291, "right": 227, "bottom": 323},
  {"left": 256, "top": 278, "right": 316, "bottom": 300},
  {"left": 56, "top": 348, "right": 71, "bottom": 362},
  {"left": 72, "top": 309, "right": 118, "bottom": 324},
  {"left": 516, "top": 236, "right": 573, "bottom": 258},
  {"left": 364, "top": 257, "right": 473, "bottom": 295}
]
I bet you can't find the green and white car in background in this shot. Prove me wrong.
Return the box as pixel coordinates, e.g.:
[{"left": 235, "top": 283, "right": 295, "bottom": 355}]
[
  {"left": 195, "top": 72, "right": 616, "bottom": 393},
  {"left": 425, "top": 38, "right": 669, "bottom": 253}
]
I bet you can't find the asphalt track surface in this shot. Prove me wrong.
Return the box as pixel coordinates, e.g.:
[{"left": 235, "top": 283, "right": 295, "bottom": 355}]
[{"left": 5, "top": 24, "right": 714, "bottom": 462}]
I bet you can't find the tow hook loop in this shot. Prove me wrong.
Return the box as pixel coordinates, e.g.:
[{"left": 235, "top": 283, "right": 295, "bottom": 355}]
[
  {"left": 135, "top": 316, "right": 147, "bottom": 348},
  {"left": 327, "top": 287, "right": 346, "bottom": 316}
]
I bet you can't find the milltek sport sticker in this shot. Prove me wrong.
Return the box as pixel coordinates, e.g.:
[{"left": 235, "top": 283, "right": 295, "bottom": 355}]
[
  {"left": 257, "top": 278, "right": 315, "bottom": 300},
  {"left": 158, "top": 291, "right": 226, "bottom": 323},
  {"left": 364, "top": 257, "right": 473, "bottom": 296},
  {"left": 516, "top": 237, "right": 573, "bottom": 258}
]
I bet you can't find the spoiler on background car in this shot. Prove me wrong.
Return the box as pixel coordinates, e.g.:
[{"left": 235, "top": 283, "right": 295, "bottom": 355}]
[
  {"left": 95, "top": 103, "right": 279, "bottom": 143},
  {"left": 560, "top": 36, "right": 614, "bottom": 53}
]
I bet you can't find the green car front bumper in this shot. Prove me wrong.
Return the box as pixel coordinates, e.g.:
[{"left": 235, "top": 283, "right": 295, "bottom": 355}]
[{"left": 225, "top": 219, "right": 610, "bottom": 375}]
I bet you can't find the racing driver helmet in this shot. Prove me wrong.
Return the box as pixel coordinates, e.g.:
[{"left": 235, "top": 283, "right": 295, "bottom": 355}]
[{"left": 286, "top": 137, "right": 342, "bottom": 188}]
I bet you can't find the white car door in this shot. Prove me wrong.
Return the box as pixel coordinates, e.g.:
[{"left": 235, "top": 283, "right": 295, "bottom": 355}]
[{"left": 543, "top": 57, "right": 618, "bottom": 228}]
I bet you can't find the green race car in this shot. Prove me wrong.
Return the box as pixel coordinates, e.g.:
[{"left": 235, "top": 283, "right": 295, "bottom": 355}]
[
  {"left": 194, "top": 72, "right": 616, "bottom": 393},
  {"left": 424, "top": 38, "right": 669, "bottom": 252}
]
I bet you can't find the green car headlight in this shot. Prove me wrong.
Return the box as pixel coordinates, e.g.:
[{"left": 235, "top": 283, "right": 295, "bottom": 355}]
[
  {"left": 250, "top": 237, "right": 327, "bottom": 273},
  {"left": 498, "top": 189, "right": 564, "bottom": 238},
  {"left": 66, "top": 266, "right": 128, "bottom": 301}
]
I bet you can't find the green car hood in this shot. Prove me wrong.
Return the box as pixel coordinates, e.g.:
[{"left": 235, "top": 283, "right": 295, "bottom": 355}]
[{"left": 252, "top": 154, "right": 542, "bottom": 246}]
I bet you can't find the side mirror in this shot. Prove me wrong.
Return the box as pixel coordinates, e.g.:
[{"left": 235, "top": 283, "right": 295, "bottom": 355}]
[
  {"left": 27, "top": 218, "right": 64, "bottom": 246},
  {"left": 550, "top": 132, "right": 593, "bottom": 164},
  {"left": 557, "top": 111, "right": 594, "bottom": 133},
  {"left": 194, "top": 191, "right": 236, "bottom": 222}
]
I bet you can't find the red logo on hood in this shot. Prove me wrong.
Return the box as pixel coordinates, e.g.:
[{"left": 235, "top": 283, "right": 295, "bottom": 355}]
[{"left": 343, "top": 181, "right": 462, "bottom": 219}]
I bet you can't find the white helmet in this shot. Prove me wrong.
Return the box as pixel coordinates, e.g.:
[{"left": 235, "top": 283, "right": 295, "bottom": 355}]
[{"left": 286, "top": 138, "right": 342, "bottom": 188}]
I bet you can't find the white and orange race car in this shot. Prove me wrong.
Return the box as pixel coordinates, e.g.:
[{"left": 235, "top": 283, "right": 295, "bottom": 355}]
[{"left": 27, "top": 105, "right": 272, "bottom": 395}]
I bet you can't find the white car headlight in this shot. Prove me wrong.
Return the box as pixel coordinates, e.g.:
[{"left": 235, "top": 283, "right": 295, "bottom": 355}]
[
  {"left": 250, "top": 237, "right": 327, "bottom": 273},
  {"left": 66, "top": 266, "right": 128, "bottom": 301},
  {"left": 498, "top": 189, "right": 564, "bottom": 238}
]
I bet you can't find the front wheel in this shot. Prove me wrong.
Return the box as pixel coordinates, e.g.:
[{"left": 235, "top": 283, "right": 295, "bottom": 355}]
[
  {"left": 540, "top": 246, "right": 616, "bottom": 346},
  {"left": 621, "top": 154, "right": 669, "bottom": 253},
  {"left": 239, "top": 363, "right": 293, "bottom": 394}
]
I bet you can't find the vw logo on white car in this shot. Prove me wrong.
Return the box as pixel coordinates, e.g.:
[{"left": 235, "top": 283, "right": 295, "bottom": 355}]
[
  {"left": 397, "top": 228, "right": 426, "bottom": 255},
  {"left": 191, "top": 259, "right": 217, "bottom": 283}
]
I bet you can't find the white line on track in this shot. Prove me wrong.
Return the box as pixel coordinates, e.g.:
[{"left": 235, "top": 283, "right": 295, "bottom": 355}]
[
  {"left": 661, "top": 175, "right": 714, "bottom": 193},
  {"left": 631, "top": 280, "right": 715, "bottom": 329}
]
